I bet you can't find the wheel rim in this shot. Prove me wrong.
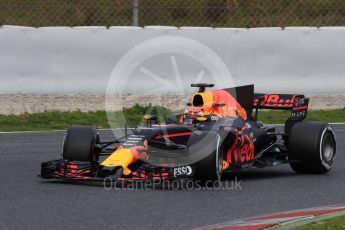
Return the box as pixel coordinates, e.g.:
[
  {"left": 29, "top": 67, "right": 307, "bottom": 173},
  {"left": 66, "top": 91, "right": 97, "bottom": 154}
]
[
  {"left": 322, "top": 132, "right": 335, "bottom": 163},
  {"left": 215, "top": 136, "right": 223, "bottom": 180}
]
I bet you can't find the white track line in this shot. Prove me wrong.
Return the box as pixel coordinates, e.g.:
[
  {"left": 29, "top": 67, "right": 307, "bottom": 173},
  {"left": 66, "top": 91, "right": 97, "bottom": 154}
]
[{"left": 0, "top": 128, "right": 129, "bottom": 134}]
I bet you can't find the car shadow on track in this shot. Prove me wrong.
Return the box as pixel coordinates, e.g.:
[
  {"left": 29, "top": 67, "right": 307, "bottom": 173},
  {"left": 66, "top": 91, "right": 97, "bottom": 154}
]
[
  {"left": 222, "top": 169, "right": 297, "bottom": 181},
  {"left": 40, "top": 179, "right": 107, "bottom": 187}
]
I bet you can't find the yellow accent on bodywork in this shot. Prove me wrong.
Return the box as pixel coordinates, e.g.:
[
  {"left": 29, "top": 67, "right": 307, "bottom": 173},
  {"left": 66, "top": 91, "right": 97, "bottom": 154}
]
[
  {"left": 101, "top": 148, "right": 133, "bottom": 175},
  {"left": 196, "top": 116, "right": 207, "bottom": 122},
  {"left": 222, "top": 160, "right": 229, "bottom": 170}
]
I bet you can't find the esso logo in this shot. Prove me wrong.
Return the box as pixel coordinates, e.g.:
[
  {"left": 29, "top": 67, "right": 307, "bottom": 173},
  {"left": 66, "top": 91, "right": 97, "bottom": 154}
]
[{"left": 173, "top": 166, "right": 193, "bottom": 177}]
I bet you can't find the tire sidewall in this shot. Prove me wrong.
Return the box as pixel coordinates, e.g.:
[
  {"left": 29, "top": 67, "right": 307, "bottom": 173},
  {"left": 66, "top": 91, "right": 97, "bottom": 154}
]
[
  {"left": 192, "top": 132, "right": 223, "bottom": 183},
  {"left": 288, "top": 121, "right": 336, "bottom": 173},
  {"left": 62, "top": 125, "right": 99, "bottom": 162}
]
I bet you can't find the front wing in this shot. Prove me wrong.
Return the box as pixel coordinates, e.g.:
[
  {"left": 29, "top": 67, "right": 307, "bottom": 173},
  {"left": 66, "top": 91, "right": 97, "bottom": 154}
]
[{"left": 40, "top": 159, "right": 195, "bottom": 182}]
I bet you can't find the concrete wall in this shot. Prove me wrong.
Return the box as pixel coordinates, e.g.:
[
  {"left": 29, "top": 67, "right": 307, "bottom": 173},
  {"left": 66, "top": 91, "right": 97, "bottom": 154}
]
[{"left": 0, "top": 25, "right": 344, "bottom": 95}]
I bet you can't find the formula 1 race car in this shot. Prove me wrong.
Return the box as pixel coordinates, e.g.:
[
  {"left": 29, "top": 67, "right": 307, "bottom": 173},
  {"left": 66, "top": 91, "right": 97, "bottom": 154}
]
[{"left": 41, "top": 84, "right": 336, "bottom": 185}]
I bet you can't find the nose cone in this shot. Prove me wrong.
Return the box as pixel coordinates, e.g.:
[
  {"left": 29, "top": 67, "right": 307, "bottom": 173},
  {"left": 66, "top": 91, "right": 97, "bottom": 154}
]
[
  {"left": 100, "top": 146, "right": 148, "bottom": 176},
  {"left": 101, "top": 148, "right": 134, "bottom": 175}
]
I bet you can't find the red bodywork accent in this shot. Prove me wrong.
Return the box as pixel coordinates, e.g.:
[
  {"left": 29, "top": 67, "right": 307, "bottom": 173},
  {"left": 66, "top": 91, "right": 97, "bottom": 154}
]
[
  {"left": 130, "top": 146, "right": 148, "bottom": 161},
  {"left": 154, "top": 132, "right": 193, "bottom": 140},
  {"left": 293, "top": 105, "right": 308, "bottom": 111},
  {"left": 55, "top": 162, "right": 93, "bottom": 180},
  {"left": 206, "top": 90, "right": 248, "bottom": 120},
  {"left": 226, "top": 130, "right": 254, "bottom": 165},
  {"left": 54, "top": 161, "right": 171, "bottom": 182},
  {"left": 117, "top": 171, "right": 170, "bottom": 181},
  {"left": 253, "top": 94, "right": 301, "bottom": 109}
]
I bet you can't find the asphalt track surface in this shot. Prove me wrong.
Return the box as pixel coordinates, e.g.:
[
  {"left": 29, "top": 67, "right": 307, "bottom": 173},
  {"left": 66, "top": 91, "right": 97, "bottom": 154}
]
[{"left": 0, "top": 126, "right": 344, "bottom": 230}]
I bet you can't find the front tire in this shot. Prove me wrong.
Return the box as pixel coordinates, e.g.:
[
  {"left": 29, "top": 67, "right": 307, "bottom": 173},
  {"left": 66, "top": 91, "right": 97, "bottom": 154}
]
[
  {"left": 62, "top": 125, "right": 100, "bottom": 162},
  {"left": 188, "top": 131, "right": 223, "bottom": 185},
  {"left": 288, "top": 121, "right": 336, "bottom": 174}
]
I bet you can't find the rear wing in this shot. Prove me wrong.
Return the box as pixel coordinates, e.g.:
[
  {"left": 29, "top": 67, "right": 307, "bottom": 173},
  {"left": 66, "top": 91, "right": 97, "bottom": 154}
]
[{"left": 254, "top": 93, "right": 309, "bottom": 121}]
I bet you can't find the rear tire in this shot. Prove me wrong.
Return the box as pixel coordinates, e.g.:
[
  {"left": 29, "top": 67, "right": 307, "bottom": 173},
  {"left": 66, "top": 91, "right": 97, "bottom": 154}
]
[
  {"left": 62, "top": 125, "right": 100, "bottom": 162},
  {"left": 188, "top": 131, "right": 223, "bottom": 185},
  {"left": 288, "top": 121, "right": 336, "bottom": 174}
]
